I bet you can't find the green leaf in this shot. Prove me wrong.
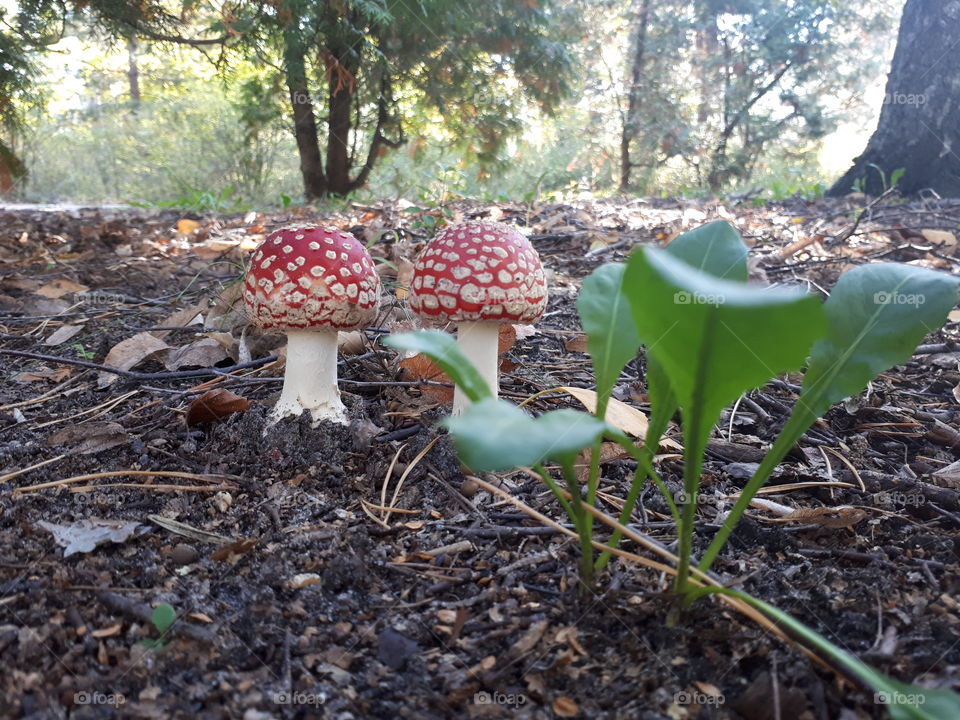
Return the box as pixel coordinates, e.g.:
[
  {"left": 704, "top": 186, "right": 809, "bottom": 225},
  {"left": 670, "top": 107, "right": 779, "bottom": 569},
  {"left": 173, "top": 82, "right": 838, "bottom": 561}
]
[
  {"left": 801, "top": 263, "right": 959, "bottom": 420},
  {"left": 576, "top": 263, "right": 640, "bottom": 417},
  {"left": 442, "top": 398, "right": 610, "bottom": 471},
  {"left": 151, "top": 603, "right": 176, "bottom": 635},
  {"left": 383, "top": 331, "right": 493, "bottom": 403},
  {"left": 624, "top": 248, "right": 826, "bottom": 424},
  {"left": 664, "top": 220, "right": 749, "bottom": 282}
]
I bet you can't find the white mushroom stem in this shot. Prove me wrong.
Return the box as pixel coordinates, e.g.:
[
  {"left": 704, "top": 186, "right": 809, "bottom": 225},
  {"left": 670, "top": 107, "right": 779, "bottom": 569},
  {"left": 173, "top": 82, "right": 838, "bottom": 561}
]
[
  {"left": 272, "top": 329, "right": 347, "bottom": 425},
  {"left": 453, "top": 321, "right": 501, "bottom": 415}
]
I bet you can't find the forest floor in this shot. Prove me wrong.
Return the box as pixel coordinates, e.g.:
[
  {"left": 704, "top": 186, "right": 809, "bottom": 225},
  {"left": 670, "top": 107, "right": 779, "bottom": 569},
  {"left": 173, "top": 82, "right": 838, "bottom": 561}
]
[{"left": 1, "top": 194, "right": 959, "bottom": 720}]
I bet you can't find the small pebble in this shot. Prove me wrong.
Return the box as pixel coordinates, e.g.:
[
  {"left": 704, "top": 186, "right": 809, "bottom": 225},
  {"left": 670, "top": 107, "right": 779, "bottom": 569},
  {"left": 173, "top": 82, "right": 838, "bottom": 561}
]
[
  {"left": 171, "top": 544, "right": 198, "bottom": 565},
  {"left": 460, "top": 477, "right": 480, "bottom": 498}
]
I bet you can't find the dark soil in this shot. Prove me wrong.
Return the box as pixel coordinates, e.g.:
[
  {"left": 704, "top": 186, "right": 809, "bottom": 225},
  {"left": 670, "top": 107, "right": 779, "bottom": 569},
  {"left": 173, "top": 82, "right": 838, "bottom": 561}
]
[{"left": 1, "top": 198, "right": 959, "bottom": 719}]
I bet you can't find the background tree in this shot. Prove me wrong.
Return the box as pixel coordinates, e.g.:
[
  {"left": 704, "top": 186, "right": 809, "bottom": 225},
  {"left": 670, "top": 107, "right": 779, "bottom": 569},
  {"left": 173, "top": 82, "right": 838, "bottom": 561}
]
[{"left": 829, "top": 0, "right": 960, "bottom": 197}]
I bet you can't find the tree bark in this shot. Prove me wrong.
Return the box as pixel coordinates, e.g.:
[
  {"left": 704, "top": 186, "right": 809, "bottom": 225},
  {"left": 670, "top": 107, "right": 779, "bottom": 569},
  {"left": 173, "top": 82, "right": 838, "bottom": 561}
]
[
  {"left": 619, "top": 0, "right": 651, "bottom": 193},
  {"left": 126, "top": 36, "right": 141, "bottom": 107},
  {"left": 324, "top": 46, "right": 358, "bottom": 196},
  {"left": 284, "top": 34, "right": 328, "bottom": 199},
  {"left": 829, "top": 0, "right": 960, "bottom": 197}
]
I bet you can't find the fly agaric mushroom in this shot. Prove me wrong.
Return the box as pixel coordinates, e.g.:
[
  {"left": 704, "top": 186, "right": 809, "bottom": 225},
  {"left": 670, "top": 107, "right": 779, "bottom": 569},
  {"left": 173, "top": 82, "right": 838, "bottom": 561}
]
[
  {"left": 409, "top": 220, "right": 548, "bottom": 414},
  {"left": 243, "top": 224, "right": 380, "bottom": 425}
]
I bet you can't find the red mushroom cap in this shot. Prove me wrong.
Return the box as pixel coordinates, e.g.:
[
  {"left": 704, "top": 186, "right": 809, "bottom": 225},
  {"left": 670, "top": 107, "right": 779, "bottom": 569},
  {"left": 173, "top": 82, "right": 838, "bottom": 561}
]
[
  {"left": 409, "top": 221, "right": 548, "bottom": 323},
  {"left": 243, "top": 224, "right": 380, "bottom": 330}
]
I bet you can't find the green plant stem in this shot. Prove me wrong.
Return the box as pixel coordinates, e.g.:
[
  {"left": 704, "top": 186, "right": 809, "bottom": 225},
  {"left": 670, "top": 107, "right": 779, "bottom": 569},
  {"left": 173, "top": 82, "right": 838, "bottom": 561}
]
[
  {"left": 594, "top": 431, "right": 679, "bottom": 573},
  {"left": 560, "top": 460, "right": 594, "bottom": 592},
  {"left": 534, "top": 463, "right": 577, "bottom": 521},
  {"left": 695, "top": 406, "right": 814, "bottom": 575}
]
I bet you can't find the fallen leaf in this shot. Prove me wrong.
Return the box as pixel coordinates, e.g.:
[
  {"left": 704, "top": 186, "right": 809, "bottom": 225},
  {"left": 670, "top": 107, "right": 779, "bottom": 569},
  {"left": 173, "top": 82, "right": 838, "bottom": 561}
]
[
  {"left": 46, "top": 421, "right": 129, "bottom": 454},
  {"left": 164, "top": 338, "right": 228, "bottom": 371},
  {"left": 153, "top": 299, "right": 208, "bottom": 340},
  {"left": 564, "top": 334, "right": 589, "bottom": 352},
  {"left": 395, "top": 258, "right": 414, "bottom": 300},
  {"left": 399, "top": 354, "right": 454, "bottom": 404},
  {"left": 338, "top": 330, "right": 366, "bottom": 355},
  {"left": 211, "top": 538, "right": 258, "bottom": 563},
  {"left": 510, "top": 619, "right": 549, "bottom": 656},
  {"left": 99, "top": 332, "right": 170, "bottom": 387},
  {"left": 778, "top": 505, "right": 867, "bottom": 528},
  {"left": 177, "top": 218, "right": 200, "bottom": 234},
  {"left": 44, "top": 324, "right": 85, "bottom": 346},
  {"left": 36, "top": 279, "right": 89, "bottom": 299},
  {"left": 921, "top": 229, "right": 956, "bottom": 246},
  {"left": 38, "top": 519, "right": 149, "bottom": 557},
  {"left": 90, "top": 623, "right": 122, "bottom": 638},
  {"left": 15, "top": 367, "right": 72, "bottom": 383},
  {"left": 185, "top": 389, "right": 250, "bottom": 426},
  {"left": 552, "top": 696, "right": 579, "bottom": 717}
]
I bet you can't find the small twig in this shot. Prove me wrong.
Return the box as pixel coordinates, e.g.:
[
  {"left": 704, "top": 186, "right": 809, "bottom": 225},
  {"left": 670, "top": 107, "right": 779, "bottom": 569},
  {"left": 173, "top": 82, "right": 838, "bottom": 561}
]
[
  {"left": 13, "top": 470, "right": 238, "bottom": 493},
  {"left": 0, "top": 348, "right": 278, "bottom": 381}
]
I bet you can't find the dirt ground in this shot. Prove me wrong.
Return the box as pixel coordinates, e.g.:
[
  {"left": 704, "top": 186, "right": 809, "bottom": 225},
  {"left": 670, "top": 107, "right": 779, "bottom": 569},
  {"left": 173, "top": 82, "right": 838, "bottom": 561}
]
[{"left": 1, "top": 196, "right": 959, "bottom": 719}]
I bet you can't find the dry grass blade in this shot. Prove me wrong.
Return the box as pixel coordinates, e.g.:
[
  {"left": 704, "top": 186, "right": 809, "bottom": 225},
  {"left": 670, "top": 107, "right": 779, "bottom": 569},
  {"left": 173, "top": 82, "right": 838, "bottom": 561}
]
[
  {"left": 383, "top": 436, "right": 440, "bottom": 525},
  {"left": 13, "top": 470, "right": 239, "bottom": 494},
  {"left": 0, "top": 454, "right": 67, "bottom": 483},
  {"left": 148, "top": 515, "right": 232, "bottom": 544},
  {"left": 33, "top": 390, "right": 139, "bottom": 429},
  {"left": 820, "top": 446, "right": 866, "bottom": 492},
  {"left": 70, "top": 483, "right": 235, "bottom": 493}
]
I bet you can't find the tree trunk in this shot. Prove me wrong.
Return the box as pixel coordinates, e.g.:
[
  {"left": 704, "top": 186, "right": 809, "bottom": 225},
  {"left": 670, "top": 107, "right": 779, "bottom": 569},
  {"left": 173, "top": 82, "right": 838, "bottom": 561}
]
[
  {"left": 829, "top": 0, "right": 960, "bottom": 197},
  {"left": 619, "top": 0, "right": 651, "bottom": 193},
  {"left": 324, "top": 47, "right": 358, "bottom": 196},
  {"left": 126, "top": 36, "right": 141, "bottom": 107},
  {"left": 284, "top": 35, "right": 328, "bottom": 199}
]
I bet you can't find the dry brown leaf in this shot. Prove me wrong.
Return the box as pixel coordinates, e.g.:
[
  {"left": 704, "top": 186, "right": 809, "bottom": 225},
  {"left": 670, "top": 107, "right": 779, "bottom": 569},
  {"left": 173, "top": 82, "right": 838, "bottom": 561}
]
[
  {"left": 564, "top": 333, "right": 589, "bottom": 353},
  {"left": 46, "top": 421, "right": 129, "bottom": 455},
  {"left": 395, "top": 257, "right": 414, "bottom": 300},
  {"left": 44, "top": 324, "right": 84, "bottom": 346},
  {"left": 778, "top": 505, "right": 866, "bottom": 528},
  {"left": 35, "top": 279, "right": 89, "bottom": 299},
  {"left": 164, "top": 338, "right": 228, "bottom": 371},
  {"left": 15, "top": 367, "right": 72, "bottom": 383},
  {"left": 176, "top": 218, "right": 200, "bottom": 234},
  {"left": 921, "top": 229, "right": 956, "bottom": 246},
  {"left": 338, "top": 330, "right": 367, "bottom": 355},
  {"left": 102, "top": 332, "right": 170, "bottom": 372},
  {"left": 212, "top": 538, "right": 258, "bottom": 563},
  {"left": 90, "top": 623, "right": 122, "bottom": 639},
  {"left": 510, "top": 619, "right": 549, "bottom": 656},
  {"left": 552, "top": 696, "right": 579, "bottom": 717},
  {"left": 496, "top": 324, "right": 517, "bottom": 355},
  {"left": 399, "top": 354, "right": 454, "bottom": 404},
  {"left": 153, "top": 299, "right": 208, "bottom": 340},
  {"left": 185, "top": 389, "right": 250, "bottom": 426}
]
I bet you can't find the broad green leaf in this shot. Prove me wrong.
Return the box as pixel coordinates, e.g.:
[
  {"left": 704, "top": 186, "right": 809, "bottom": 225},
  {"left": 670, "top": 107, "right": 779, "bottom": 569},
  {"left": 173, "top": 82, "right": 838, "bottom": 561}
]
[
  {"left": 576, "top": 263, "right": 640, "bottom": 417},
  {"left": 664, "top": 220, "right": 749, "bottom": 282},
  {"left": 383, "top": 330, "right": 492, "bottom": 403},
  {"left": 646, "top": 219, "right": 749, "bottom": 442},
  {"left": 442, "top": 398, "right": 610, "bottom": 471},
  {"left": 151, "top": 603, "right": 176, "bottom": 635},
  {"left": 624, "top": 248, "right": 826, "bottom": 424},
  {"left": 800, "top": 263, "right": 959, "bottom": 420}
]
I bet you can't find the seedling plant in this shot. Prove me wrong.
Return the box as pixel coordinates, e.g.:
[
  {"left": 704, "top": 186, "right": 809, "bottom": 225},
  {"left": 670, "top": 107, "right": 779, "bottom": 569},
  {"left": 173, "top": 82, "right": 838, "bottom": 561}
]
[{"left": 386, "top": 220, "right": 960, "bottom": 718}]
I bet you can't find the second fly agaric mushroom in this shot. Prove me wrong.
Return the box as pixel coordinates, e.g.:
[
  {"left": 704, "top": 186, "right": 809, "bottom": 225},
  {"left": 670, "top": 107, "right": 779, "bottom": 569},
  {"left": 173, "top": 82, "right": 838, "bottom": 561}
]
[
  {"left": 409, "top": 220, "right": 548, "bottom": 414},
  {"left": 243, "top": 224, "right": 381, "bottom": 425}
]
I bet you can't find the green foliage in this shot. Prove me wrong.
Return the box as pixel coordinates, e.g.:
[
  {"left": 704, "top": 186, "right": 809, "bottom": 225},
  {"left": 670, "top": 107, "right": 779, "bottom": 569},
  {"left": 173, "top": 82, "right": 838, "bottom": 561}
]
[
  {"left": 141, "top": 602, "right": 176, "bottom": 649},
  {"left": 383, "top": 331, "right": 492, "bottom": 404}
]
